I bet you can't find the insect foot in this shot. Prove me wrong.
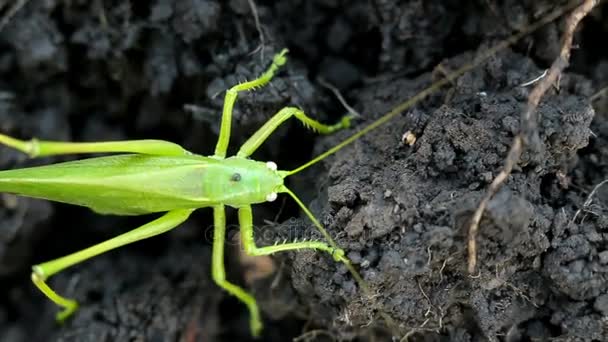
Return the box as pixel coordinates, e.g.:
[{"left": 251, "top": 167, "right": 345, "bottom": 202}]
[
  {"left": 30, "top": 268, "right": 79, "bottom": 324},
  {"left": 331, "top": 247, "right": 347, "bottom": 263},
  {"left": 251, "top": 316, "right": 263, "bottom": 337},
  {"left": 272, "top": 48, "right": 288, "bottom": 67},
  {"left": 340, "top": 115, "right": 353, "bottom": 129},
  {"left": 55, "top": 301, "right": 79, "bottom": 324}
]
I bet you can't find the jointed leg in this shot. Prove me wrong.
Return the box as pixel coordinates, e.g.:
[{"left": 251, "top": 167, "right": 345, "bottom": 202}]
[
  {"left": 32, "top": 209, "right": 193, "bottom": 322},
  {"left": 237, "top": 107, "right": 352, "bottom": 158},
  {"left": 211, "top": 205, "right": 262, "bottom": 337},
  {"left": 238, "top": 205, "right": 347, "bottom": 263},
  {"left": 214, "top": 49, "right": 288, "bottom": 158},
  {"left": 0, "top": 134, "right": 191, "bottom": 158}
]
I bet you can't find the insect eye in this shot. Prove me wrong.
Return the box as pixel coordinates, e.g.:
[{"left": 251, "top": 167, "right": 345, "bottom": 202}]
[
  {"left": 231, "top": 173, "right": 241, "bottom": 182},
  {"left": 266, "top": 161, "right": 277, "bottom": 171}
]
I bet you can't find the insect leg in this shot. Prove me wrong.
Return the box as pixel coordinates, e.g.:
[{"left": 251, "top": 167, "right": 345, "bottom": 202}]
[
  {"left": 31, "top": 209, "right": 193, "bottom": 322},
  {"left": 0, "top": 134, "right": 191, "bottom": 157},
  {"left": 237, "top": 106, "right": 352, "bottom": 158},
  {"left": 214, "top": 49, "right": 288, "bottom": 158},
  {"left": 211, "top": 205, "right": 262, "bottom": 336},
  {"left": 238, "top": 205, "right": 347, "bottom": 263}
]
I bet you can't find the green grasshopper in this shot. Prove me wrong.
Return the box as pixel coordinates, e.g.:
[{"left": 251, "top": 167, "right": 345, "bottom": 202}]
[
  {"left": 0, "top": 1, "right": 579, "bottom": 334},
  {"left": 0, "top": 49, "right": 356, "bottom": 337}
]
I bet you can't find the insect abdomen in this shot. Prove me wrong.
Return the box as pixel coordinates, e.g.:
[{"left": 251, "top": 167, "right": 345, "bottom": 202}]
[{"left": 0, "top": 154, "right": 215, "bottom": 215}]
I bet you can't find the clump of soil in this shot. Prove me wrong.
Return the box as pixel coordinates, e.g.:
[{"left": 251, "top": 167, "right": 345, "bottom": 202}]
[
  {"left": 0, "top": 1, "right": 607, "bottom": 341},
  {"left": 281, "top": 49, "right": 599, "bottom": 341}
]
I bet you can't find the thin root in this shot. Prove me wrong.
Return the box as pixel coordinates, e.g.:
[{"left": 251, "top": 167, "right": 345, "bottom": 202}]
[
  {"left": 293, "top": 329, "right": 336, "bottom": 342},
  {"left": 590, "top": 85, "right": 608, "bottom": 102},
  {"left": 571, "top": 178, "right": 608, "bottom": 223},
  {"left": 247, "top": 0, "right": 266, "bottom": 59},
  {"left": 467, "top": 0, "right": 600, "bottom": 274},
  {"left": 317, "top": 77, "right": 362, "bottom": 118},
  {"left": 519, "top": 69, "right": 549, "bottom": 87}
]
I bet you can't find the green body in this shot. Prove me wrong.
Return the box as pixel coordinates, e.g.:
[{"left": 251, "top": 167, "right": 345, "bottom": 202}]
[
  {"left": 0, "top": 154, "right": 283, "bottom": 215},
  {"left": 0, "top": 14, "right": 561, "bottom": 334},
  {"left": 0, "top": 49, "right": 354, "bottom": 337}
]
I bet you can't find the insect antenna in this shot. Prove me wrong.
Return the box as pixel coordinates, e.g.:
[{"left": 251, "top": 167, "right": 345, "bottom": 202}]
[
  {"left": 279, "top": 1, "right": 584, "bottom": 334},
  {"left": 285, "top": 0, "right": 579, "bottom": 178},
  {"left": 281, "top": 186, "right": 333, "bottom": 246},
  {"left": 281, "top": 185, "right": 398, "bottom": 329},
  {"left": 282, "top": 185, "right": 370, "bottom": 280}
]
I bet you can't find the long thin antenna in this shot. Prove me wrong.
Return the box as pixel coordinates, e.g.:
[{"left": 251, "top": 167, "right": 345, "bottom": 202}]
[
  {"left": 282, "top": 186, "right": 334, "bottom": 245},
  {"left": 282, "top": 186, "right": 399, "bottom": 330},
  {"left": 287, "top": 0, "right": 581, "bottom": 177},
  {"left": 281, "top": 1, "right": 586, "bottom": 336}
]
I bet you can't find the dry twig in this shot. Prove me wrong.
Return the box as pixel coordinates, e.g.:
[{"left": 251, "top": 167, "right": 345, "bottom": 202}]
[{"left": 467, "top": 0, "right": 601, "bottom": 274}]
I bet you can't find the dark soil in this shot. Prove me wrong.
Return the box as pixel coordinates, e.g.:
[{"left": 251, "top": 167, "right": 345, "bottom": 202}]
[{"left": 0, "top": 1, "right": 607, "bottom": 341}]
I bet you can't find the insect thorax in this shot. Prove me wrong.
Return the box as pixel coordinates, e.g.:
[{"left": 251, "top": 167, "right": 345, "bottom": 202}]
[{"left": 204, "top": 157, "right": 284, "bottom": 207}]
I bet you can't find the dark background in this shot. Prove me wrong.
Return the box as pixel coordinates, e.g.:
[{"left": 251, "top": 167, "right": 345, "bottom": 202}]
[{"left": 0, "top": 1, "right": 607, "bottom": 341}]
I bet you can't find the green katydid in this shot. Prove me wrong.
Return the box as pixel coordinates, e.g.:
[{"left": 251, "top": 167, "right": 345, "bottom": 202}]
[
  {"left": 0, "top": 1, "right": 581, "bottom": 335},
  {"left": 0, "top": 49, "right": 357, "bottom": 337}
]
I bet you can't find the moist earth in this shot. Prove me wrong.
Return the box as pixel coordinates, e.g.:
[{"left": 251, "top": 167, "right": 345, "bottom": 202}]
[{"left": 0, "top": 1, "right": 607, "bottom": 341}]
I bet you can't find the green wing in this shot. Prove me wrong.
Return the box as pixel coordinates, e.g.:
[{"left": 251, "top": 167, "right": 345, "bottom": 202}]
[{"left": 0, "top": 154, "right": 214, "bottom": 215}]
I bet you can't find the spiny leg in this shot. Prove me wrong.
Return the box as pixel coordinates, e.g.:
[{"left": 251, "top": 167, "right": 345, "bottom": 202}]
[
  {"left": 238, "top": 205, "right": 347, "bottom": 263},
  {"left": 211, "top": 205, "right": 262, "bottom": 336},
  {"left": 214, "top": 49, "right": 288, "bottom": 158},
  {"left": 237, "top": 106, "right": 353, "bottom": 158},
  {"left": 32, "top": 209, "right": 193, "bottom": 322},
  {"left": 0, "top": 134, "right": 191, "bottom": 157}
]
